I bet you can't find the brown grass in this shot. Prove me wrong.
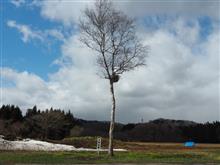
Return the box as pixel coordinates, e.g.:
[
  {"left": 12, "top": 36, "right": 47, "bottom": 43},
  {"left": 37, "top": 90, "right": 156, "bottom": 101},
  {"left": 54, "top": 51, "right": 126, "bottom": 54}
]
[{"left": 56, "top": 136, "right": 220, "bottom": 152}]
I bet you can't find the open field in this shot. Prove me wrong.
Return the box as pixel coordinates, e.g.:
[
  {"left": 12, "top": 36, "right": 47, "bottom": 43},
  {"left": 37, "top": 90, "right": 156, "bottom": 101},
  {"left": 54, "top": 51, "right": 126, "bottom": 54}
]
[
  {"left": 58, "top": 137, "right": 220, "bottom": 151},
  {"left": 0, "top": 137, "right": 220, "bottom": 164}
]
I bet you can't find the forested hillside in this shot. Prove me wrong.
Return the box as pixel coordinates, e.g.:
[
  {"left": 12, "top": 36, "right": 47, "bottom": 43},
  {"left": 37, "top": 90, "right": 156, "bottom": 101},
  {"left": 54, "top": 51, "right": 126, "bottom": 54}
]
[{"left": 0, "top": 105, "right": 219, "bottom": 143}]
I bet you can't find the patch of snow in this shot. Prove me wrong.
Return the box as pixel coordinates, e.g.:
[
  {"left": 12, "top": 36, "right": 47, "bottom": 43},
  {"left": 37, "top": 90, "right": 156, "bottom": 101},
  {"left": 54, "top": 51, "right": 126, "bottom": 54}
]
[
  {"left": 0, "top": 138, "right": 75, "bottom": 151},
  {"left": 76, "top": 147, "right": 126, "bottom": 152},
  {"left": 0, "top": 135, "right": 126, "bottom": 152}
]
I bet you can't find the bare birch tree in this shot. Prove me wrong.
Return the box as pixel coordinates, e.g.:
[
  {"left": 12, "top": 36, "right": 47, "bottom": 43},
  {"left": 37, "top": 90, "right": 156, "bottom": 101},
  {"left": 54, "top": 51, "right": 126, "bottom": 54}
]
[{"left": 79, "top": 0, "right": 148, "bottom": 156}]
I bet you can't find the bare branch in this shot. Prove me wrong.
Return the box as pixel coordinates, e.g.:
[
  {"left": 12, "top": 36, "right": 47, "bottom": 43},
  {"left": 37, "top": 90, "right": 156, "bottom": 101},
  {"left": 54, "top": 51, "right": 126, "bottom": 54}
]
[{"left": 79, "top": 0, "right": 148, "bottom": 81}]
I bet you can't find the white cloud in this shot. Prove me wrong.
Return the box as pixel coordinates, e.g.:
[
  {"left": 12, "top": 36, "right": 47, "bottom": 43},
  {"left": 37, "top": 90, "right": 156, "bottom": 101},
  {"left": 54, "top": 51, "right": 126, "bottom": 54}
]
[
  {"left": 10, "top": 0, "right": 25, "bottom": 7},
  {"left": 37, "top": 0, "right": 220, "bottom": 26},
  {"left": 40, "top": 0, "right": 90, "bottom": 26},
  {"left": 115, "top": 24, "right": 219, "bottom": 123},
  {"left": 2, "top": 17, "right": 219, "bottom": 123},
  {"left": 116, "top": 1, "right": 220, "bottom": 20},
  {"left": 1, "top": 68, "right": 53, "bottom": 109},
  {"left": 7, "top": 20, "right": 43, "bottom": 43},
  {"left": 7, "top": 20, "right": 65, "bottom": 43},
  {"left": 45, "top": 29, "right": 65, "bottom": 41},
  {"left": 170, "top": 18, "right": 200, "bottom": 46}
]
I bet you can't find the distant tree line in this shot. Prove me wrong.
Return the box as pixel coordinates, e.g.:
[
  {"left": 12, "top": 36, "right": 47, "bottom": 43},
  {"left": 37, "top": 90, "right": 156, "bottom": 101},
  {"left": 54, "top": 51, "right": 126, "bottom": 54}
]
[
  {"left": 0, "top": 105, "right": 220, "bottom": 143},
  {"left": 0, "top": 105, "right": 23, "bottom": 121},
  {"left": 181, "top": 122, "right": 220, "bottom": 143},
  {"left": 0, "top": 105, "right": 75, "bottom": 140},
  {"left": 73, "top": 119, "right": 220, "bottom": 143}
]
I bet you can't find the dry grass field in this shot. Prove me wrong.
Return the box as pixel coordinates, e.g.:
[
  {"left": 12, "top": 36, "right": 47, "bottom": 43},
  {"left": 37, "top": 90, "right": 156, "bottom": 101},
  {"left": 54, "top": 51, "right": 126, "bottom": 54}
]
[
  {"left": 59, "top": 136, "right": 220, "bottom": 151},
  {"left": 0, "top": 137, "right": 220, "bottom": 164}
]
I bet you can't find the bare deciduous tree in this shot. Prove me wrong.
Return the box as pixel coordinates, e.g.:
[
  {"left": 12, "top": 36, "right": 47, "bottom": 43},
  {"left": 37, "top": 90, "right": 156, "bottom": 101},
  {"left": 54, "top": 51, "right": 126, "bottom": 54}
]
[{"left": 79, "top": 0, "right": 148, "bottom": 156}]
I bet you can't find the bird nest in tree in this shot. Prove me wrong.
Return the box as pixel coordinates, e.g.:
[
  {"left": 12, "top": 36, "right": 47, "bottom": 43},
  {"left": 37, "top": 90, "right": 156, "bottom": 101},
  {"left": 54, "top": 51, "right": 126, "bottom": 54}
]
[{"left": 111, "top": 73, "right": 120, "bottom": 83}]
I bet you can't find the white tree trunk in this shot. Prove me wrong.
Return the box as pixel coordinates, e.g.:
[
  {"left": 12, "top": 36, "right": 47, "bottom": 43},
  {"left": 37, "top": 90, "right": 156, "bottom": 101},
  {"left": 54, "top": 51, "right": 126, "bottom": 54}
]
[{"left": 108, "top": 82, "right": 116, "bottom": 156}]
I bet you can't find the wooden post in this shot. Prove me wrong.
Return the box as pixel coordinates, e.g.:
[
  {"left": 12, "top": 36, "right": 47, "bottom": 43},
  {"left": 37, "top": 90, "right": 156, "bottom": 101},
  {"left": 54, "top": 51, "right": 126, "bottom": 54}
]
[{"left": 97, "top": 137, "right": 102, "bottom": 155}]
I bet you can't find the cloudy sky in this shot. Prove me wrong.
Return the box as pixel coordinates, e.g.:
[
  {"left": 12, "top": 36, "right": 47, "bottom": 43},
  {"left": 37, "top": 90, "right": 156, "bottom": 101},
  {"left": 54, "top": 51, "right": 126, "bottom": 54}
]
[{"left": 1, "top": 0, "right": 220, "bottom": 123}]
